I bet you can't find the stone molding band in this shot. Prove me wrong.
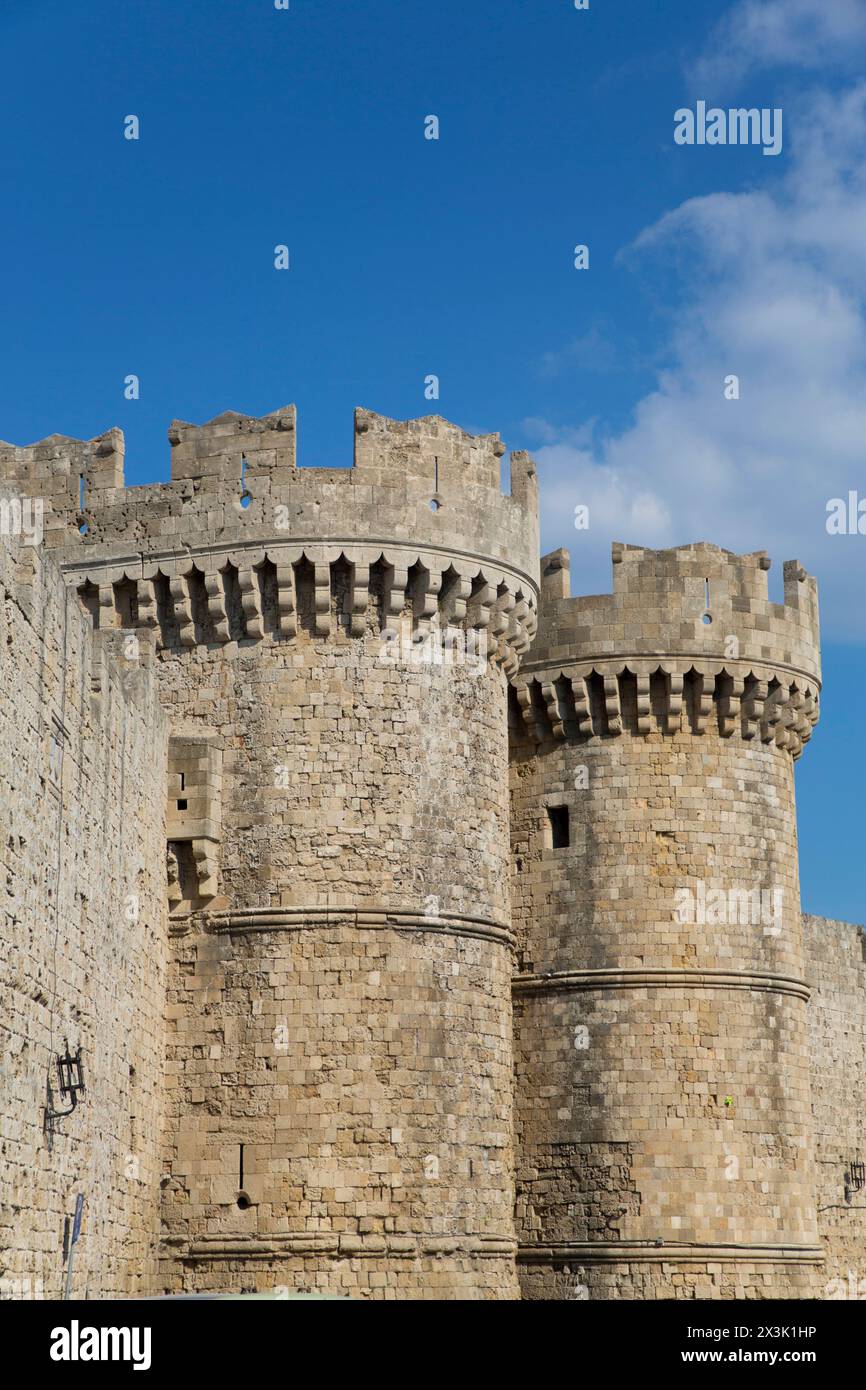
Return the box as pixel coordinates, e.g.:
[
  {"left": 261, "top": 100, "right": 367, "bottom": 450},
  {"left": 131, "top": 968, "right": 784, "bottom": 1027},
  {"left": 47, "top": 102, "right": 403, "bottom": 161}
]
[
  {"left": 513, "top": 966, "right": 811, "bottom": 1003},
  {"left": 519, "top": 651, "right": 821, "bottom": 687},
  {"left": 517, "top": 1242, "right": 825, "bottom": 1266},
  {"left": 169, "top": 1232, "right": 517, "bottom": 1263},
  {"left": 61, "top": 535, "right": 538, "bottom": 598},
  {"left": 62, "top": 538, "right": 538, "bottom": 676},
  {"left": 511, "top": 657, "right": 820, "bottom": 759},
  {"left": 205, "top": 904, "right": 515, "bottom": 950}
]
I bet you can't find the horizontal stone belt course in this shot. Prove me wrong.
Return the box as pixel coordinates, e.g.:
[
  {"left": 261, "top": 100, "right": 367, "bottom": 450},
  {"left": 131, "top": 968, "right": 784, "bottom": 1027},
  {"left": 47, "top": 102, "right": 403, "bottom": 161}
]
[
  {"left": 206, "top": 904, "right": 515, "bottom": 950},
  {"left": 513, "top": 966, "right": 812, "bottom": 1002},
  {"left": 167, "top": 1233, "right": 518, "bottom": 1262},
  {"left": 517, "top": 1242, "right": 825, "bottom": 1265}
]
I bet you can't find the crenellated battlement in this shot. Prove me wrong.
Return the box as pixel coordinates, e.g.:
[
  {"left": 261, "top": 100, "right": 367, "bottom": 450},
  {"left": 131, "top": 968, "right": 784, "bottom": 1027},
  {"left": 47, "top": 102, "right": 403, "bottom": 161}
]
[
  {"left": 511, "top": 538, "right": 833, "bottom": 1299},
  {"left": 0, "top": 406, "right": 537, "bottom": 564},
  {"left": 513, "top": 542, "right": 821, "bottom": 756},
  {"left": 0, "top": 407, "right": 540, "bottom": 673},
  {"left": 167, "top": 406, "right": 298, "bottom": 480},
  {"left": 0, "top": 427, "right": 125, "bottom": 543}
]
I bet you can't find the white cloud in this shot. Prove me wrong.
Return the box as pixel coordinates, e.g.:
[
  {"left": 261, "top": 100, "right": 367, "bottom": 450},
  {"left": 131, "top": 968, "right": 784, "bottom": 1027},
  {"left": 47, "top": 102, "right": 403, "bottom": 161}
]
[
  {"left": 694, "top": 0, "right": 866, "bottom": 87},
  {"left": 534, "top": 82, "right": 866, "bottom": 639}
]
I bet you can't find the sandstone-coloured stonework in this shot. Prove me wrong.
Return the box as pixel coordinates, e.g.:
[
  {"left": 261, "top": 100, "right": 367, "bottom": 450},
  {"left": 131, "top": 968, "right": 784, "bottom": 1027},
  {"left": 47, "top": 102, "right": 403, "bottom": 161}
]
[
  {"left": 0, "top": 409, "right": 863, "bottom": 1299},
  {"left": 0, "top": 504, "right": 166, "bottom": 1299}
]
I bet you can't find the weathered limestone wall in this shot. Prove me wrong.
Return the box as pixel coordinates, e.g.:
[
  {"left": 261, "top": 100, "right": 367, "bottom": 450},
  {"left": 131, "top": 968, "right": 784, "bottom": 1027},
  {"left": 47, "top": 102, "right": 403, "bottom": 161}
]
[
  {"left": 158, "top": 631, "right": 518, "bottom": 1299},
  {"left": 511, "top": 543, "right": 823, "bottom": 1299},
  {"left": 0, "top": 523, "right": 167, "bottom": 1298},
  {"left": 11, "top": 407, "right": 541, "bottom": 1300},
  {"left": 5, "top": 398, "right": 862, "bottom": 1304},
  {"left": 803, "top": 914, "right": 866, "bottom": 1296},
  {"left": 512, "top": 737, "right": 818, "bottom": 1300}
]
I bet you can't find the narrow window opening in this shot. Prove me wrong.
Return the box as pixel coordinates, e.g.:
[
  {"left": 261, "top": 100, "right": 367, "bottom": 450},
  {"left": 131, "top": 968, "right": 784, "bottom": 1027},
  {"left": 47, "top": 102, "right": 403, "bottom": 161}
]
[
  {"left": 79, "top": 475, "right": 85, "bottom": 509},
  {"left": 177, "top": 799, "right": 187, "bottom": 811},
  {"left": 702, "top": 577, "right": 712, "bottom": 624},
  {"left": 240, "top": 455, "right": 251, "bottom": 509},
  {"left": 236, "top": 1144, "right": 251, "bottom": 1209},
  {"left": 547, "top": 805, "right": 570, "bottom": 849},
  {"left": 430, "top": 455, "right": 441, "bottom": 510}
]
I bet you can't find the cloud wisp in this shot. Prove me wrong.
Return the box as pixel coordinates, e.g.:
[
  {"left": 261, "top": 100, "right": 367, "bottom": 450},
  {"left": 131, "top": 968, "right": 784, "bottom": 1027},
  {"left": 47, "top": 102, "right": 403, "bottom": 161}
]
[
  {"left": 693, "top": 0, "right": 866, "bottom": 88},
  {"left": 533, "top": 82, "right": 866, "bottom": 638}
]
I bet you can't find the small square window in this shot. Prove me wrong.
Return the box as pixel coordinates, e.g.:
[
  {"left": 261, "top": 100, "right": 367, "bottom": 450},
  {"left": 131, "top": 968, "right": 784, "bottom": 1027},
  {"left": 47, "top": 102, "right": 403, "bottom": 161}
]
[
  {"left": 177, "top": 799, "right": 188, "bottom": 812},
  {"left": 547, "top": 805, "right": 569, "bottom": 849}
]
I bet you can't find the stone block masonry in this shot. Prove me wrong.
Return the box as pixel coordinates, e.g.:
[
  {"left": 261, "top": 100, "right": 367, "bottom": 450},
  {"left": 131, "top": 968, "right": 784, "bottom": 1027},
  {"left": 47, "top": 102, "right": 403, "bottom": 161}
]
[
  {"left": 2, "top": 408, "right": 538, "bottom": 1300},
  {"left": 804, "top": 915, "right": 866, "bottom": 1293},
  {"left": 511, "top": 543, "right": 840, "bottom": 1300},
  {"left": 0, "top": 499, "right": 167, "bottom": 1299},
  {"left": 0, "top": 406, "right": 863, "bottom": 1299}
]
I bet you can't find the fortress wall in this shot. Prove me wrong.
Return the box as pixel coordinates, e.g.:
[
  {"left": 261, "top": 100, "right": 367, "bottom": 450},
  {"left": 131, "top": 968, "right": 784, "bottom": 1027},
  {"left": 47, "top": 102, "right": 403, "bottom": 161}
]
[
  {"left": 803, "top": 914, "right": 866, "bottom": 1295},
  {"left": 16, "top": 407, "right": 541, "bottom": 1301},
  {"left": 4, "top": 398, "right": 863, "bottom": 1304},
  {"left": 0, "top": 521, "right": 167, "bottom": 1299}
]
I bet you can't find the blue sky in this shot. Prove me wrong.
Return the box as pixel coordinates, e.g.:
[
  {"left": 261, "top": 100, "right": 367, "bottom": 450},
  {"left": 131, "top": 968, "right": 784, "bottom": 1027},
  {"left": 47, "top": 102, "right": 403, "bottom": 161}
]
[{"left": 1, "top": 0, "right": 864, "bottom": 922}]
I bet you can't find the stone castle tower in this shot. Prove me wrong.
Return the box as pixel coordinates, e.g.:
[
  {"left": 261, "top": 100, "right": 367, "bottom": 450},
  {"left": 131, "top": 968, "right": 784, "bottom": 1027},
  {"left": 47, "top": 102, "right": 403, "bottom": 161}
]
[
  {"left": 510, "top": 544, "right": 824, "bottom": 1299},
  {"left": 1, "top": 406, "right": 864, "bottom": 1301}
]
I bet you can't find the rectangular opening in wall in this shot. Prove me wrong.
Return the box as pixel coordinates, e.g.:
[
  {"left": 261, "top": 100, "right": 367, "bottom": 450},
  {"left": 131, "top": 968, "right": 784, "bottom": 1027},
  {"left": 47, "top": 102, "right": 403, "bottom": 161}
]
[{"left": 547, "top": 805, "right": 569, "bottom": 849}]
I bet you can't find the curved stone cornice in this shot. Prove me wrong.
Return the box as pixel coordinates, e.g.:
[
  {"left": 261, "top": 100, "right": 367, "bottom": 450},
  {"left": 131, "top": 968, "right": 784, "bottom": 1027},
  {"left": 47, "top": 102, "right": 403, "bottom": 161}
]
[
  {"left": 510, "top": 657, "right": 820, "bottom": 758},
  {"left": 61, "top": 540, "right": 539, "bottom": 676}
]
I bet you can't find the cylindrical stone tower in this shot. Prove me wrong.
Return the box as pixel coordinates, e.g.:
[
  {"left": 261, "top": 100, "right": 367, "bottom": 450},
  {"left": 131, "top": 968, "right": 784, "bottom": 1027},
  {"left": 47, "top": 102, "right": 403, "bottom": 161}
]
[
  {"left": 45, "top": 406, "right": 539, "bottom": 1299},
  {"left": 510, "top": 542, "right": 822, "bottom": 1299}
]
